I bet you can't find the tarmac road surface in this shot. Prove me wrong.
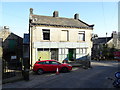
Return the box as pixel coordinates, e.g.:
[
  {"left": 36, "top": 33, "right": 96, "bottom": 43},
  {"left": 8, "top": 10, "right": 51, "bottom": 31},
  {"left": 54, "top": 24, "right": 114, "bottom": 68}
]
[{"left": 2, "top": 60, "right": 119, "bottom": 88}]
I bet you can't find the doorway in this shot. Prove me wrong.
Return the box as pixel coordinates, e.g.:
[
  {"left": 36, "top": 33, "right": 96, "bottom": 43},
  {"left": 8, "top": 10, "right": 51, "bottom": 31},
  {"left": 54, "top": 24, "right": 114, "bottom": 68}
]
[{"left": 68, "top": 49, "right": 76, "bottom": 61}]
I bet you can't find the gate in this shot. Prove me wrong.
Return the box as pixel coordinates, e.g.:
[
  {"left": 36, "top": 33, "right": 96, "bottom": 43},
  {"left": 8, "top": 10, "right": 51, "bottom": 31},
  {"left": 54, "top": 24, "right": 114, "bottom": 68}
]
[{"left": 2, "top": 59, "right": 23, "bottom": 83}]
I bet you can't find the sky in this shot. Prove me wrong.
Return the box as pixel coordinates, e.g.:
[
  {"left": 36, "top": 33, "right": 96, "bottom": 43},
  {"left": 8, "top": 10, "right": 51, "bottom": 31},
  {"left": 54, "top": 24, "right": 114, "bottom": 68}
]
[{"left": 1, "top": 1, "right": 118, "bottom": 38}]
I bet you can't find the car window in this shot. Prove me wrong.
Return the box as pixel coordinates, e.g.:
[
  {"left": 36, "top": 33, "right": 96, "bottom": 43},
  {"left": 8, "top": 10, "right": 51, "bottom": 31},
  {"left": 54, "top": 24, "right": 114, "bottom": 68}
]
[
  {"left": 38, "top": 62, "right": 45, "bottom": 64},
  {"left": 45, "top": 61, "right": 50, "bottom": 64},
  {"left": 50, "top": 61, "right": 59, "bottom": 65}
]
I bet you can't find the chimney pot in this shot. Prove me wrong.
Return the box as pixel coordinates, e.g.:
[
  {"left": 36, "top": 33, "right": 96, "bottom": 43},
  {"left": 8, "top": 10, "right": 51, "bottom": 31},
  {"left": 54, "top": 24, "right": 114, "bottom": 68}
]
[
  {"left": 53, "top": 11, "right": 59, "bottom": 17},
  {"left": 4, "top": 26, "right": 9, "bottom": 29},
  {"left": 74, "top": 13, "right": 79, "bottom": 19}
]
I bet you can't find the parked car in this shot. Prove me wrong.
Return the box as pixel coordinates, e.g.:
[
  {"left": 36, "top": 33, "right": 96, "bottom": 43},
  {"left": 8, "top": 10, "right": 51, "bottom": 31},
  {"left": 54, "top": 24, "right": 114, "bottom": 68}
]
[{"left": 33, "top": 60, "right": 72, "bottom": 75}]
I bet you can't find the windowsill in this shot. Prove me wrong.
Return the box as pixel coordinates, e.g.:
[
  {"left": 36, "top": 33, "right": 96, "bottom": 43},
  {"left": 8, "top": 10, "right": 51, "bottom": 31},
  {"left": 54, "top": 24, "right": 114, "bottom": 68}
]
[
  {"left": 60, "top": 41, "right": 69, "bottom": 42},
  {"left": 77, "top": 41, "right": 85, "bottom": 42},
  {"left": 41, "top": 40, "right": 51, "bottom": 42}
]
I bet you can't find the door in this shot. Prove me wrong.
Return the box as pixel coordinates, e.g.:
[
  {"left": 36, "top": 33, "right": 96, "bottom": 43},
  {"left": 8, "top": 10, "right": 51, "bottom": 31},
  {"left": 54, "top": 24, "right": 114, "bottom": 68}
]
[
  {"left": 68, "top": 49, "right": 76, "bottom": 61},
  {"left": 49, "top": 61, "right": 60, "bottom": 71},
  {"left": 51, "top": 49, "right": 58, "bottom": 60},
  {"left": 42, "top": 61, "right": 52, "bottom": 71}
]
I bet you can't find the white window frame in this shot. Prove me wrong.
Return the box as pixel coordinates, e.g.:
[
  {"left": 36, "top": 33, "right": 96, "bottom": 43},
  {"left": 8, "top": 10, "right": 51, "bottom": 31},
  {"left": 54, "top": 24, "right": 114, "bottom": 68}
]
[
  {"left": 61, "top": 30, "right": 69, "bottom": 41},
  {"left": 78, "top": 31, "right": 85, "bottom": 41}
]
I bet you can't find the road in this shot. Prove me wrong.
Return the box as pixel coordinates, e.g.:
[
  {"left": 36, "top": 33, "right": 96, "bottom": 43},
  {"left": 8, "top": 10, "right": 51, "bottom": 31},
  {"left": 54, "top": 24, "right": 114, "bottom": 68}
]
[
  {"left": 33, "top": 60, "right": 118, "bottom": 88},
  {"left": 2, "top": 60, "right": 119, "bottom": 88}
]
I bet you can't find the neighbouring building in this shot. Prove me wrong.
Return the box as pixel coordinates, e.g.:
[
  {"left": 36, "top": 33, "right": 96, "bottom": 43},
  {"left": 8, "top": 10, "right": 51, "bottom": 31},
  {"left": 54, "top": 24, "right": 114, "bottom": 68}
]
[
  {"left": 92, "top": 31, "right": 120, "bottom": 60},
  {"left": 0, "top": 26, "right": 23, "bottom": 63},
  {"left": 29, "top": 8, "right": 94, "bottom": 67},
  {"left": 1, "top": 26, "right": 24, "bottom": 81}
]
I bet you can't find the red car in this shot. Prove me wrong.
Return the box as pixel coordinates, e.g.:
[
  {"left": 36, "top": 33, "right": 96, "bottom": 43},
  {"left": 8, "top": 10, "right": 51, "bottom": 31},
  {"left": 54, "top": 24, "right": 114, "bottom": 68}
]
[{"left": 33, "top": 60, "right": 72, "bottom": 75}]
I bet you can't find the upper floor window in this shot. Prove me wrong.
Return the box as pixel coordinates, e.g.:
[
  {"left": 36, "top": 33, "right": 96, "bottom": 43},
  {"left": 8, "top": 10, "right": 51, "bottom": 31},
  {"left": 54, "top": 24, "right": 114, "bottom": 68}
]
[
  {"left": 61, "top": 30, "right": 69, "bottom": 41},
  {"left": 42, "top": 29, "right": 50, "bottom": 40},
  {"left": 78, "top": 31, "right": 85, "bottom": 41}
]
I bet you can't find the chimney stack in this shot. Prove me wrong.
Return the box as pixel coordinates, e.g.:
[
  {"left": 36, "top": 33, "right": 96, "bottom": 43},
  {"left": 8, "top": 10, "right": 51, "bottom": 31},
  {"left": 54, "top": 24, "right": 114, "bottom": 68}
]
[
  {"left": 53, "top": 11, "right": 59, "bottom": 17},
  {"left": 4, "top": 26, "right": 9, "bottom": 29},
  {"left": 74, "top": 13, "right": 79, "bottom": 19},
  {"left": 30, "top": 8, "right": 33, "bottom": 14}
]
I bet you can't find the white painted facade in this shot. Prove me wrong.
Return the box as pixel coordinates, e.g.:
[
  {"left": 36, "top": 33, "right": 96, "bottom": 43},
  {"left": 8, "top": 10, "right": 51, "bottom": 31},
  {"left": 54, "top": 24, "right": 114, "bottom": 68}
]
[{"left": 30, "top": 26, "right": 93, "bottom": 66}]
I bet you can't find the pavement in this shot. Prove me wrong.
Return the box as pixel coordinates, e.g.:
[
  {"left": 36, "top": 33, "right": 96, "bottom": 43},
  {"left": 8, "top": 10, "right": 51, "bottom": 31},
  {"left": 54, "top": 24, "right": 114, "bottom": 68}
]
[
  {"left": 2, "top": 62, "right": 83, "bottom": 84},
  {"left": 2, "top": 67, "right": 81, "bottom": 88}
]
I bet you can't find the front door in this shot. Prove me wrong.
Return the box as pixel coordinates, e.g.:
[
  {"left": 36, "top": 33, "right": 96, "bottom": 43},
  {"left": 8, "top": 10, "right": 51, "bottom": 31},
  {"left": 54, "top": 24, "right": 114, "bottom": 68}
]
[{"left": 68, "top": 49, "right": 76, "bottom": 61}]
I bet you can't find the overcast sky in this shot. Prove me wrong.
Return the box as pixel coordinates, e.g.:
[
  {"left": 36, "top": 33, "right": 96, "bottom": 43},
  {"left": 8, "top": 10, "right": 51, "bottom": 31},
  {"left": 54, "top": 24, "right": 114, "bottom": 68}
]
[{"left": 1, "top": 1, "right": 118, "bottom": 37}]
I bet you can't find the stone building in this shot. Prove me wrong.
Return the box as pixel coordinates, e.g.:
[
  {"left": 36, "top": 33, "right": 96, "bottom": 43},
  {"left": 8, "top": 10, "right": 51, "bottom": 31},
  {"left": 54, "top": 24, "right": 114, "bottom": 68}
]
[
  {"left": 0, "top": 26, "right": 23, "bottom": 62},
  {"left": 29, "top": 8, "right": 94, "bottom": 67},
  {"left": 92, "top": 31, "right": 120, "bottom": 60}
]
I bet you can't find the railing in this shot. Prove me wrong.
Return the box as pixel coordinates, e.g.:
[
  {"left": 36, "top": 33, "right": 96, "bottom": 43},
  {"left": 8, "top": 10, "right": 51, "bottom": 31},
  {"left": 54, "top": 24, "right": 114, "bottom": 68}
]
[{"left": 2, "top": 59, "right": 22, "bottom": 80}]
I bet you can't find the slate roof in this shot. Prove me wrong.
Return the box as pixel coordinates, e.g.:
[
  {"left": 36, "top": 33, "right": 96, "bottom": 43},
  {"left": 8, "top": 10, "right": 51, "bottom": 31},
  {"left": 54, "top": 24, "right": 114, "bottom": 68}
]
[
  {"left": 93, "top": 37, "right": 112, "bottom": 44},
  {"left": 30, "top": 14, "right": 94, "bottom": 29}
]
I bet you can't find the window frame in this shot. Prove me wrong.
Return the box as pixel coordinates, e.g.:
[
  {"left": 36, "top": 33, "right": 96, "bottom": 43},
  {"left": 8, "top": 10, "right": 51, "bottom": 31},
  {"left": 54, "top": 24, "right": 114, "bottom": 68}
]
[
  {"left": 42, "top": 29, "right": 50, "bottom": 40},
  {"left": 78, "top": 31, "right": 85, "bottom": 41},
  {"left": 61, "top": 30, "right": 69, "bottom": 41}
]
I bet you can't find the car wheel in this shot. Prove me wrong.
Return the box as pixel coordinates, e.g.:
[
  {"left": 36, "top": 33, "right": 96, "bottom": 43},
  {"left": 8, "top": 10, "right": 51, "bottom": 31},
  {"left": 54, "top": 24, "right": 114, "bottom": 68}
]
[
  {"left": 37, "top": 69, "right": 44, "bottom": 75},
  {"left": 61, "top": 67, "right": 68, "bottom": 73}
]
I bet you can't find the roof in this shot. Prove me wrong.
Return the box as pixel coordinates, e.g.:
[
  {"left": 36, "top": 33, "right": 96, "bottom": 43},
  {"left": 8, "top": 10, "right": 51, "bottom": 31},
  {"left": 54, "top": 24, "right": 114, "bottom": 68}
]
[
  {"left": 93, "top": 37, "right": 112, "bottom": 44},
  {"left": 30, "top": 14, "right": 94, "bottom": 29}
]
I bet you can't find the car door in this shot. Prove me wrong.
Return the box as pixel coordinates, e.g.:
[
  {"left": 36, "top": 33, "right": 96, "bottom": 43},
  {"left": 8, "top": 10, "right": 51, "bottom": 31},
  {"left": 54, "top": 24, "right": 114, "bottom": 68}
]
[
  {"left": 43, "top": 61, "right": 52, "bottom": 71},
  {"left": 49, "top": 61, "right": 61, "bottom": 71}
]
